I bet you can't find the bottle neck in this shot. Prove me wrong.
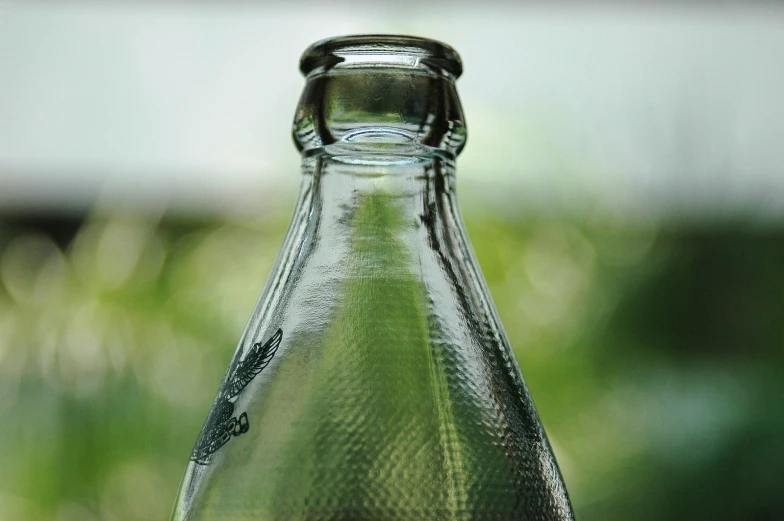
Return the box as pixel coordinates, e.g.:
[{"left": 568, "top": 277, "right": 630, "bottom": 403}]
[
  {"left": 291, "top": 35, "right": 467, "bottom": 254},
  {"left": 294, "top": 144, "right": 461, "bottom": 281},
  {"left": 305, "top": 144, "right": 456, "bottom": 228}
]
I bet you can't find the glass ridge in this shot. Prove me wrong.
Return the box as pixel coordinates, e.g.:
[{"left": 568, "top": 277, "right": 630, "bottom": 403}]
[{"left": 299, "top": 34, "right": 463, "bottom": 78}]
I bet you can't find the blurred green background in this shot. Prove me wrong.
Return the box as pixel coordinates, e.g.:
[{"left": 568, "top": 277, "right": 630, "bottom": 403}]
[
  {"left": 2, "top": 2, "right": 784, "bottom": 520},
  {"left": 3, "top": 209, "right": 784, "bottom": 520}
]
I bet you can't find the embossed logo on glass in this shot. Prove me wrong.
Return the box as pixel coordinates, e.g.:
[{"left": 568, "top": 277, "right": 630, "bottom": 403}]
[{"left": 190, "top": 328, "right": 283, "bottom": 465}]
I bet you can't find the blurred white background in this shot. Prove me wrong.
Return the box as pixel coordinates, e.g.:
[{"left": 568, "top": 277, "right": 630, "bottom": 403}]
[{"left": 2, "top": 2, "right": 783, "bottom": 219}]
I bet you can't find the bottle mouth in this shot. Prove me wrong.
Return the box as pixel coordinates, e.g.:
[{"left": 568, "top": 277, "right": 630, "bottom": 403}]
[{"left": 299, "top": 34, "right": 463, "bottom": 79}]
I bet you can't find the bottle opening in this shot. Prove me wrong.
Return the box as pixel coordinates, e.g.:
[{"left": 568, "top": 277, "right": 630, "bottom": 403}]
[
  {"left": 299, "top": 34, "right": 463, "bottom": 79},
  {"left": 294, "top": 34, "right": 467, "bottom": 157}
]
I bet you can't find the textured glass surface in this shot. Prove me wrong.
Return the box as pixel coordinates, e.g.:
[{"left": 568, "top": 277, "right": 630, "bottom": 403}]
[{"left": 171, "top": 35, "right": 574, "bottom": 521}]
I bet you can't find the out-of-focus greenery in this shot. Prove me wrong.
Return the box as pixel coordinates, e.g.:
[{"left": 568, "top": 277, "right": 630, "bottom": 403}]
[{"left": 1, "top": 206, "right": 782, "bottom": 520}]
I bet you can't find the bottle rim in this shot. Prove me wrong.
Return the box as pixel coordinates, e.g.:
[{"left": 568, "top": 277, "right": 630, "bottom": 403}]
[{"left": 299, "top": 34, "right": 463, "bottom": 78}]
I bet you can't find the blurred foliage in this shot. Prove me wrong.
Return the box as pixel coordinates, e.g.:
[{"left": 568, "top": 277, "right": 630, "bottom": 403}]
[{"left": 0, "top": 207, "right": 782, "bottom": 520}]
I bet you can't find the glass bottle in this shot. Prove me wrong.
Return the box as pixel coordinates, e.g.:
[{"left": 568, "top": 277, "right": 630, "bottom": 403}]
[{"left": 171, "top": 35, "right": 575, "bottom": 521}]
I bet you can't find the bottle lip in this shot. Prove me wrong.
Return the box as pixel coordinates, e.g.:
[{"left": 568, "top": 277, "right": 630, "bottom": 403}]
[{"left": 299, "top": 34, "right": 463, "bottom": 79}]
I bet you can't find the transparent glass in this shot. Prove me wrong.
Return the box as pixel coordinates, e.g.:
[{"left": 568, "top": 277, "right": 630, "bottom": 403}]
[{"left": 171, "top": 35, "right": 574, "bottom": 521}]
